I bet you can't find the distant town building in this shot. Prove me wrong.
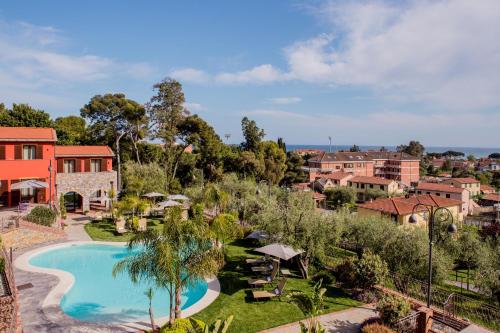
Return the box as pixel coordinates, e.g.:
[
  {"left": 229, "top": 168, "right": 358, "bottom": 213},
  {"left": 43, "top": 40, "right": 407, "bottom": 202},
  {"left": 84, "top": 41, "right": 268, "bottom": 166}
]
[
  {"left": 358, "top": 194, "right": 463, "bottom": 225},
  {"left": 441, "top": 177, "right": 481, "bottom": 196},
  {"left": 306, "top": 151, "right": 419, "bottom": 186},
  {"left": 480, "top": 184, "right": 496, "bottom": 195},
  {"left": 416, "top": 182, "right": 471, "bottom": 215},
  {"left": 347, "top": 176, "right": 401, "bottom": 201}
]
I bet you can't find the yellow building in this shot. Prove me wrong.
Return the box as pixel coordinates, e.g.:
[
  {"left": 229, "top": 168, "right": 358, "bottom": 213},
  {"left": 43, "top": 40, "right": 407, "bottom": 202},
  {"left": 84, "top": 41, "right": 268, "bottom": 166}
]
[
  {"left": 357, "top": 194, "right": 463, "bottom": 227},
  {"left": 347, "top": 176, "right": 402, "bottom": 201},
  {"left": 441, "top": 177, "right": 481, "bottom": 196}
]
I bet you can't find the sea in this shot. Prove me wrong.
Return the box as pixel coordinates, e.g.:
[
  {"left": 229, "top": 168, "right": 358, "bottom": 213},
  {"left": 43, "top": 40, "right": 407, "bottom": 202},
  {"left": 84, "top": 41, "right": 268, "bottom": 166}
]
[{"left": 287, "top": 145, "right": 500, "bottom": 158}]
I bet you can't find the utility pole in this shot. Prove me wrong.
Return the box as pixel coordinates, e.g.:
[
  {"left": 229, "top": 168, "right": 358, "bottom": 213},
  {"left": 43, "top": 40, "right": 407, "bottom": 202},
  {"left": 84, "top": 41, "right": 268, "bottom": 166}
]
[{"left": 328, "top": 136, "right": 332, "bottom": 153}]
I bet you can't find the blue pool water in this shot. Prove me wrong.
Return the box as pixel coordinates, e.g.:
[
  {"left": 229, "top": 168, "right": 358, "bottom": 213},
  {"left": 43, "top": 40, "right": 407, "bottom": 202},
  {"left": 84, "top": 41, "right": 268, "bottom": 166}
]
[{"left": 29, "top": 243, "right": 208, "bottom": 323}]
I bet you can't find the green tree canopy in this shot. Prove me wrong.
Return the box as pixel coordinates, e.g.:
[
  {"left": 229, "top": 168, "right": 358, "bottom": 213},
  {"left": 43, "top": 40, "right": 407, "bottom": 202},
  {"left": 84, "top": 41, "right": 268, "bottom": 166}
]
[
  {"left": 54, "top": 116, "right": 87, "bottom": 145},
  {"left": 397, "top": 140, "right": 425, "bottom": 158},
  {"left": 0, "top": 103, "right": 53, "bottom": 127},
  {"left": 241, "top": 117, "right": 265, "bottom": 152}
]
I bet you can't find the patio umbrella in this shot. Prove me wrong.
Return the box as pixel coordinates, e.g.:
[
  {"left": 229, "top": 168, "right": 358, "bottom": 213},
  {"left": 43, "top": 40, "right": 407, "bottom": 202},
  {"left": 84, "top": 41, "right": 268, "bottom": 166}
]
[
  {"left": 167, "top": 194, "right": 189, "bottom": 201},
  {"left": 142, "top": 192, "right": 166, "bottom": 198},
  {"left": 255, "top": 243, "right": 304, "bottom": 260},
  {"left": 245, "top": 230, "right": 269, "bottom": 240},
  {"left": 157, "top": 200, "right": 182, "bottom": 208},
  {"left": 11, "top": 180, "right": 49, "bottom": 190}
]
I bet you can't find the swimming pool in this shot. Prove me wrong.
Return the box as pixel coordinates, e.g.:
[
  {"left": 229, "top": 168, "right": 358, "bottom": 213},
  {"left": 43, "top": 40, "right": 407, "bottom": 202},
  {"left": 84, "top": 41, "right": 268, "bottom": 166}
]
[{"left": 28, "top": 243, "right": 209, "bottom": 323}]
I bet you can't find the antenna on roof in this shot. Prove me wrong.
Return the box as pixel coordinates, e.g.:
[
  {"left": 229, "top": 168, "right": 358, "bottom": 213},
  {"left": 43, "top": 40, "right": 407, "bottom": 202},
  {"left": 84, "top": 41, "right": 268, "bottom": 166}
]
[{"left": 328, "top": 136, "right": 332, "bottom": 153}]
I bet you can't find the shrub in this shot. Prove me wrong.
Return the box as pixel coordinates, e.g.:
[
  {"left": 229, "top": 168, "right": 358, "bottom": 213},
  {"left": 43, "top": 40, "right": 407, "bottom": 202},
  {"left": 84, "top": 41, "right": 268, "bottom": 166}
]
[
  {"left": 376, "top": 294, "right": 411, "bottom": 327},
  {"left": 312, "top": 270, "right": 336, "bottom": 286},
  {"left": 160, "top": 318, "right": 205, "bottom": 333},
  {"left": 356, "top": 251, "right": 389, "bottom": 290},
  {"left": 59, "top": 195, "right": 67, "bottom": 220},
  {"left": 362, "top": 323, "right": 395, "bottom": 333},
  {"left": 25, "top": 206, "right": 57, "bottom": 226},
  {"left": 335, "top": 258, "right": 358, "bottom": 288},
  {"left": 360, "top": 317, "right": 383, "bottom": 328}
]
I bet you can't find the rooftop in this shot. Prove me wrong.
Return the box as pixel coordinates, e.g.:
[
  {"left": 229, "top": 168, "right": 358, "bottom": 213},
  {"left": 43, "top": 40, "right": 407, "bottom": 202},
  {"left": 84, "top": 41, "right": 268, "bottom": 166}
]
[
  {"left": 0, "top": 127, "right": 57, "bottom": 142},
  {"left": 445, "top": 177, "right": 480, "bottom": 184},
  {"left": 417, "top": 182, "right": 465, "bottom": 194},
  {"left": 316, "top": 172, "right": 353, "bottom": 181},
  {"left": 55, "top": 146, "right": 115, "bottom": 157},
  {"left": 308, "top": 151, "right": 419, "bottom": 163},
  {"left": 350, "top": 176, "right": 394, "bottom": 185},
  {"left": 358, "top": 194, "right": 462, "bottom": 215},
  {"left": 483, "top": 193, "right": 500, "bottom": 202}
]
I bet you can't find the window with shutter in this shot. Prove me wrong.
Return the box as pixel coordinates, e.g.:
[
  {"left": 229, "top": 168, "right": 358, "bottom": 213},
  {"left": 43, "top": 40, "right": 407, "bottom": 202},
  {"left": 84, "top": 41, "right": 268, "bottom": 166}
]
[
  {"left": 14, "top": 145, "right": 22, "bottom": 159},
  {"left": 0, "top": 145, "right": 5, "bottom": 160},
  {"left": 57, "top": 159, "right": 64, "bottom": 173},
  {"left": 85, "top": 159, "right": 91, "bottom": 172},
  {"left": 23, "top": 145, "right": 36, "bottom": 160},
  {"left": 91, "top": 159, "right": 101, "bottom": 172},
  {"left": 36, "top": 145, "right": 43, "bottom": 159}
]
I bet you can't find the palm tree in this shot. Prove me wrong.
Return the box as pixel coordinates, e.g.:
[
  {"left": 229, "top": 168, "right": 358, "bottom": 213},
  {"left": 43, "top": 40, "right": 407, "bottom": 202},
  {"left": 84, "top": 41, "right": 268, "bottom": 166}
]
[
  {"left": 145, "top": 287, "right": 157, "bottom": 332},
  {"left": 113, "top": 206, "right": 223, "bottom": 325},
  {"left": 287, "top": 280, "right": 327, "bottom": 333}
]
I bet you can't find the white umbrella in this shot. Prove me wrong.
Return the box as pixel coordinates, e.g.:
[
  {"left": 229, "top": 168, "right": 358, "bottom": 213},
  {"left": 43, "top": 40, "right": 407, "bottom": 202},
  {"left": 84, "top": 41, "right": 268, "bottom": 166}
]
[
  {"left": 157, "top": 200, "right": 182, "bottom": 208},
  {"left": 255, "top": 243, "right": 304, "bottom": 260},
  {"left": 11, "top": 180, "right": 49, "bottom": 190},
  {"left": 245, "top": 230, "right": 268, "bottom": 240},
  {"left": 142, "top": 192, "right": 166, "bottom": 198},
  {"left": 167, "top": 194, "right": 189, "bottom": 201}
]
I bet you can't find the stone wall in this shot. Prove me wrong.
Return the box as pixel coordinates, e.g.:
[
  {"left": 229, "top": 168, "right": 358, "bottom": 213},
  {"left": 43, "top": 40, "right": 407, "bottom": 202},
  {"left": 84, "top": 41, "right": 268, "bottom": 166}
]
[{"left": 56, "top": 171, "right": 117, "bottom": 212}]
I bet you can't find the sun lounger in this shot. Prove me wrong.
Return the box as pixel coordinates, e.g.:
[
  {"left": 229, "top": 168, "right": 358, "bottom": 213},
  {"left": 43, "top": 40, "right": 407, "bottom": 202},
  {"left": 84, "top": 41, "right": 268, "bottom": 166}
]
[
  {"left": 245, "top": 257, "right": 267, "bottom": 265},
  {"left": 248, "top": 262, "right": 279, "bottom": 287},
  {"left": 252, "top": 278, "right": 287, "bottom": 300},
  {"left": 251, "top": 258, "right": 279, "bottom": 272}
]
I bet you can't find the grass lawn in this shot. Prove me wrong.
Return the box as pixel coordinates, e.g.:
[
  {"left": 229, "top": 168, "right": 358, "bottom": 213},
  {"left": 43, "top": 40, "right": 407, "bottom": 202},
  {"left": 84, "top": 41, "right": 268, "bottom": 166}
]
[
  {"left": 191, "top": 239, "right": 361, "bottom": 333},
  {"left": 84, "top": 218, "right": 163, "bottom": 242}
]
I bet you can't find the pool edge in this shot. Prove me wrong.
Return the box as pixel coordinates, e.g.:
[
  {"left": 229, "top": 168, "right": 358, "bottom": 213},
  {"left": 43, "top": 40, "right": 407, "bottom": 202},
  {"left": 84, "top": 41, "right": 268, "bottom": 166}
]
[{"left": 14, "top": 240, "right": 221, "bottom": 330}]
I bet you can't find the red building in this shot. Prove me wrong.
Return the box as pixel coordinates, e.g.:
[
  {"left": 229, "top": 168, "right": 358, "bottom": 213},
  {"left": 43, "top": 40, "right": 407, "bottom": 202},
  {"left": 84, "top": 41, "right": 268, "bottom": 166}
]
[
  {"left": 307, "top": 151, "right": 420, "bottom": 186},
  {"left": 0, "top": 127, "right": 116, "bottom": 211}
]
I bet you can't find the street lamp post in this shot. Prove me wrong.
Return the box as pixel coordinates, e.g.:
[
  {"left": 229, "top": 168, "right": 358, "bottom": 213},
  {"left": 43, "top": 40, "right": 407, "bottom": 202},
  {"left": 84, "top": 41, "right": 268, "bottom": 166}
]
[{"left": 409, "top": 204, "right": 457, "bottom": 308}]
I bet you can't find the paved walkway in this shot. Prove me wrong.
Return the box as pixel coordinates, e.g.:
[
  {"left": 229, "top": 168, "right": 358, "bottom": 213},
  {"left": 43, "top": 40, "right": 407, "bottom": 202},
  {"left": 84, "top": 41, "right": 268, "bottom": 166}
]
[
  {"left": 445, "top": 280, "right": 481, "bottom": 294},
  {"left": 64, "top": 213, "right": 93, "bottom": 241},
  {"left": 260, "top": 304, "right": 377, "bottom": 333}
]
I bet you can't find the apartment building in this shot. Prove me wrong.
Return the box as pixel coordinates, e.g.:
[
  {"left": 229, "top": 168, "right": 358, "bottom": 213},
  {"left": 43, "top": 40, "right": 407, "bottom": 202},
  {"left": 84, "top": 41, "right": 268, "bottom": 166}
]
[
  {"left": 416, "top": 182, "right": 471, "bottom": 215},
  {"left": 347, "top": 176, "right": 401, "bottom": 200},
  {"left": 0, "top": 127, "right": 117, "bottom": 212},
  {"left": 365, "top": 151, "right": 420, "bottom": 186},
  {"left": 441, "top": 177, "right": 481, "bottom": 196},
  {"left": 307, "top": 151, "right": 420, "bottom": 186}
]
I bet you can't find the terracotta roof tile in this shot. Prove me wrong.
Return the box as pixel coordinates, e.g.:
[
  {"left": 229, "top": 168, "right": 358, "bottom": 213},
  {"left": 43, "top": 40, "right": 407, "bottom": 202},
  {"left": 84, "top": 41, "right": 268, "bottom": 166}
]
[
  {"left": 483, "top": 193, "right": 500, "bottom": 202},
  {"left": 417, "top": 183, "right": 465, "bottom": 194},
  {"left": 358, "top": 194, "right": 461, "bottom": 215},
  {"left": 0, "top": 127, "right": 57, "bottom": 141},
  {"left": 55, "top": 146, "right": 114, "bottom": 157},
  {"left": 350, "top": 176, "right": 394, "bottom": 185},
  {"left": 445, "top": 177, "right": 479, "bottom": 184},
  {"left": 316, "top": 172, "right": 353, "bottom": 181}
]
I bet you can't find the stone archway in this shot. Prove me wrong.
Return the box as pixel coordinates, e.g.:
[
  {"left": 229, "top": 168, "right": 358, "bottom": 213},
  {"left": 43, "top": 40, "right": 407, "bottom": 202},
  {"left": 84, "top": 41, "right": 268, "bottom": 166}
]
[{"left": 63, "top": 191, "right": 83, "bottom": 212}]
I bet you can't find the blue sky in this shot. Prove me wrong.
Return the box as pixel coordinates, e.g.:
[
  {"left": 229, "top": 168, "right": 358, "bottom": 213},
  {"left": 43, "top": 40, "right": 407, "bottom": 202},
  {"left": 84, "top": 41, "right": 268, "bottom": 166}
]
[{"left": 1, "top": 0, "right": 499, "bottom": 147}]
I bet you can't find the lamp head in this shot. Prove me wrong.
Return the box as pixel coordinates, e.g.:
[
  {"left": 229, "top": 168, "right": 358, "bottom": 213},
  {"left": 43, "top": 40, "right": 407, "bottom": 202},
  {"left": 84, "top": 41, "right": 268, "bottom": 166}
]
[
  {"left": 409, "top": 214, "right": 419, "bottom": 224},
  {"left": 447, "top": 223, "right": 458, "bottom": 234}
]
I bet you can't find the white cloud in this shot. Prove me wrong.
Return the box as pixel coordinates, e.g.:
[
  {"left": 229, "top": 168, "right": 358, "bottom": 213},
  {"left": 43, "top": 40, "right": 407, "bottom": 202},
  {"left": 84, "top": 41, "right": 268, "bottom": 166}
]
[
  {"left": 183, "top": 102, "right": 205, "bottom": 111},
  {"left": 170, "top": 68, "right": 209, "bottom": 84},
  {"left": 269, "top": 97, "right": 302, "bottom": 105},
  {"left": 0, "top": 19, "right": 155, "bottom": 111},
  {"left": 209, "top": 0, "right": 500, "bottom": 110},
  {"left": 215, "top": 64, "right": 288, "bottom": 84}
]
